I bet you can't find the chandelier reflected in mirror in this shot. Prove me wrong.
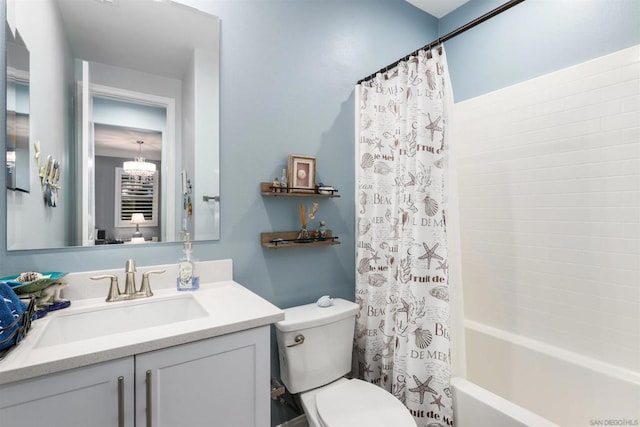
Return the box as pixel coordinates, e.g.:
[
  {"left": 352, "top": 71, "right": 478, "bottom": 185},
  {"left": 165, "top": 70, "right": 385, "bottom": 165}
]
[{"left": 123, "top": 140, "right": 156, "bottom": 180}]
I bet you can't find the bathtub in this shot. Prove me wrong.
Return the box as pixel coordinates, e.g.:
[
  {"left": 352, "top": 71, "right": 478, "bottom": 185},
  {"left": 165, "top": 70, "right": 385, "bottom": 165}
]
[
  {"left": 451, "top": 377, "right": 558, "bottom": 427},
  {"left": 463, "top": 320, "right": 640, "bottom": 426}
]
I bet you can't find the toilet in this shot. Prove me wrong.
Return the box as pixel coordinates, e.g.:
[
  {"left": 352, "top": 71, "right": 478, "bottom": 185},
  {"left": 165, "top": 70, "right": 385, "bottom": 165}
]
[{"left": 275, "top": 298, "right": 416, "bottom": 427}]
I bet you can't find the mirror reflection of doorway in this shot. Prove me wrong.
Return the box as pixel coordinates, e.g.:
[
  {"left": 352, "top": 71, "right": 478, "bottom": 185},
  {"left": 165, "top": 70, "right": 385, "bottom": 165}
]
[
  {"left": 76, "top": 76, "right": 177, "bottom": 246},
  {"left": 94, "top": 122, "right": 162, "bottom": 244},
  {"left": 91, "top": 95, "right": 168, "bottom": 244}
]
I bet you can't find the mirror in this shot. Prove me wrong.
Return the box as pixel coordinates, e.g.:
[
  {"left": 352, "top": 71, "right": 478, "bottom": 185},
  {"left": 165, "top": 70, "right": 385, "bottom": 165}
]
[
  {"left": 6, "top": 26, "right": 29, "bottom": 193},
  {"left": 5, "top": 0, "right": 220, "bottom": 250}
]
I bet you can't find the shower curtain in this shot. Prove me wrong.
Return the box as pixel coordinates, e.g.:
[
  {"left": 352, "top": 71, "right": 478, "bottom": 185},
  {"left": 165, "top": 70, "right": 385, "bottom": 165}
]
[{"left": 354, "top": 46, "right": 454, "bottom": 426}]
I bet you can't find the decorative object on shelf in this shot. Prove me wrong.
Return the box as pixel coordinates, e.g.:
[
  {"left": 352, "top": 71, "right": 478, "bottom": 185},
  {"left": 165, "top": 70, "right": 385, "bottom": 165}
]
[
  {"left": 260, "top": 182, "right": 340, "bottom": 198},
  {"left": 123, "top": 140, "right": 156, "bottom": 181},
  {"left": 130, "top": 213, "right": 145, "bottom": 238},
  {"left": 272, "top": 177, "right": 280, "bottom": 193},
  {"left": 317, "top": 182, "right": 338, "bottom": 195},
  {"left": 260, "top": 173, "right": 340, "bottom": 249},
  {"left": 297, "top": 227, "right": 310, "bottom": 242},
  {"left": 297, "top": 202, "right": 318, "bottom": 242},
  {"left": 317, "top": 221, "right": 327, "bottom": 241},
  {"left": 288, "top": 154, "right": 316, "bottom": 193},
  {"left": 261, "top": 231, "right": 340, "bottom": 248},
  {"left": 280, "top": 168, "right": 288, "bottom": 192},
  {"left": 35, "top": 143, "right": 62, "bottom": 207}
]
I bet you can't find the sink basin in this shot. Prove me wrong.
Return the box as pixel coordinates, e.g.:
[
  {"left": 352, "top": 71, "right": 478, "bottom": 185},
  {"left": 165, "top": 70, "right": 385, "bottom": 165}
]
[{"left": 35, "top": 295, "right": 207, "bottom": 348}]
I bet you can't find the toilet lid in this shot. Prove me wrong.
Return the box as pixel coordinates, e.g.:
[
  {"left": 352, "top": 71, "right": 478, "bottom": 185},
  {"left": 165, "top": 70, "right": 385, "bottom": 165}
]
[{"left": 315, "top": 379, "right": 416, "bottom": 427}]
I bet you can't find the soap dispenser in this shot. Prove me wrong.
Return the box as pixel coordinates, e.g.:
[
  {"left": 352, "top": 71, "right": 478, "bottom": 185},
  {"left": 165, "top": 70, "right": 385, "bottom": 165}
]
[{"left": 177, "top": 233, "right": 199, "bottom": 291}]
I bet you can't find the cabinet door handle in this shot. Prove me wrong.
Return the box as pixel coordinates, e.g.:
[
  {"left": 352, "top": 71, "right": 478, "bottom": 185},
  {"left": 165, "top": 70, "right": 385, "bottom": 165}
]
[
  {"left": 118, "top": 376, "right": 125, "bottom": 427},
  {"left": 146, "top": 370, "right": 152, "bottom": 427}
]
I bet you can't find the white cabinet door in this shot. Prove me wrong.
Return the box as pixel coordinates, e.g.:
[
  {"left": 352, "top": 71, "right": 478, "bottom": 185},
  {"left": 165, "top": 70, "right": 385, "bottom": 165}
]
[
  {"left": 0, "top": 357, "right": 135, "bottom": 427},
  {"left": 135, "top": 326, "right": 270, "bottom": 427}
]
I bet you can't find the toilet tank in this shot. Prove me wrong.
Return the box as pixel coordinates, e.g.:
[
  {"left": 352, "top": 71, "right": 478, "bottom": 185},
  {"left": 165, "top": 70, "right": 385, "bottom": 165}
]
[{"left": 275, "top": 298, "right": 359, "bottom": 394}]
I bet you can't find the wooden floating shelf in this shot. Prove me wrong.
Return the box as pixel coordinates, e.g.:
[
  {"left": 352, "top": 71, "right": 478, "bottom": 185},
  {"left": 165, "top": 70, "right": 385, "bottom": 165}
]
[
  {"left": 260, "top": 182, "right": 340, "bottom": 198},
  {"left": 261, "top": 231, "right": 340, "bottom": 249}
]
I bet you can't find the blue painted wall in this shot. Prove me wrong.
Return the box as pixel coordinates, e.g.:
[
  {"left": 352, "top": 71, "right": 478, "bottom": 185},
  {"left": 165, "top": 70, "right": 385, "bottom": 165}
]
[
  {"left": 4, "top": 0, "right": 637, "bottom": 303},
  {"left": 440, "top": 0, "right": 640, "bottom": 102},
  {"left": 0, "top": 2, "right": 437, "bottom": 305},
  {"left": 4, "top": 0, "right": 635, "bottom": 306}
]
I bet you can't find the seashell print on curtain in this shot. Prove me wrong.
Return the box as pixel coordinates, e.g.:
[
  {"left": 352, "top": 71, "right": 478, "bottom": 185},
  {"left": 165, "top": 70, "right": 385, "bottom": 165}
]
[{"left": 354, "top": 46, "right": 453, "bottom": 427}]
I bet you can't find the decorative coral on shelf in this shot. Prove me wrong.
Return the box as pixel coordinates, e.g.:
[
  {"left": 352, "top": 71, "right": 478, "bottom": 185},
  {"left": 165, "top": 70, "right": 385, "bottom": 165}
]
[{"left": 297, "top": 202, "right": 318, "bottom": 242}]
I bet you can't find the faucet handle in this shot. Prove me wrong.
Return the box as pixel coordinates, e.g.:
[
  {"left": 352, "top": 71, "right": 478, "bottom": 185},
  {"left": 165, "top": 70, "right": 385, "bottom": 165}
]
[
  {"left": 139, "top": 269, "right": 166, "bottom": 297},
  {"left": 125, "top": 259, "right": 136, "bottom": 273},
  {"left": 91, "top": 274, "right": 121, "bottom": 302}
]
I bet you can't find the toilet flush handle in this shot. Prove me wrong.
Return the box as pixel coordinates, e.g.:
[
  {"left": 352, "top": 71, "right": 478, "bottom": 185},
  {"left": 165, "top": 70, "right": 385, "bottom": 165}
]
[{"left": 287, "top": 334, "right": 305, "bottom": 347}]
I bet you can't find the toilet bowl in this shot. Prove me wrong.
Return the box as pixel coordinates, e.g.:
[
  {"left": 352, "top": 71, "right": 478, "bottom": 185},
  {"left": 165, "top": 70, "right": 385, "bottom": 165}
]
[
  {"left": 275, "top": 298, "right": 417, "bottom": 427},
  {"left": 300, "top": 378, "right": 416, "bottom": 427}
]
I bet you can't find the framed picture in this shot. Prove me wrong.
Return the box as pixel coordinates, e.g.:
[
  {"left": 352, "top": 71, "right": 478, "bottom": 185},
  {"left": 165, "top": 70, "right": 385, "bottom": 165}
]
[{"left": 288, "top": 155, "right": 316, "bottom": 193}]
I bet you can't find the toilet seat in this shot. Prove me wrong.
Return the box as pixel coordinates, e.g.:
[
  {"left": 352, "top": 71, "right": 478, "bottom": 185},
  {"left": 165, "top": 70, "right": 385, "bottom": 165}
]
[{"left": 314, "top": 379, "right": 416, "bottom": 427}]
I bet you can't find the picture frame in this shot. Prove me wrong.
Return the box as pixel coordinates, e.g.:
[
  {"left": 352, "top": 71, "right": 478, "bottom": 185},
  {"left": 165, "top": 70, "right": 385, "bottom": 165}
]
[{"left": 288, "top": 155, "right": 316, "bottom": 193}]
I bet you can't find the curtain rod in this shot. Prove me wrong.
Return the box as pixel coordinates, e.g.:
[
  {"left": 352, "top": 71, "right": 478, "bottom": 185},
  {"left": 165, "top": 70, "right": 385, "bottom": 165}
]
[{"left": 356, "top": 0, "right": 526, "bottom": 85}]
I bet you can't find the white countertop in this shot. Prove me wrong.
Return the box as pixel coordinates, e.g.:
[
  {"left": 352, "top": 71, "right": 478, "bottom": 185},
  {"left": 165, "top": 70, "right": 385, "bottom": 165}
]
[{"left": 0, "top": 260, "right": 284, "bottom": 385}]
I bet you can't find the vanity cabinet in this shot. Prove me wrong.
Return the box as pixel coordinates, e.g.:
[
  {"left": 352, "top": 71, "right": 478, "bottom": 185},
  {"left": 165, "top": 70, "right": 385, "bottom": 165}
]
[
  {"left": 0, "top": 357, "right": 135, "bottom": 426},
  {"left": 0, "top": 326, "right": 270, "bottom": 427},
  {"left": 136, "top": 326, "right": 270, "bottom": 427}
]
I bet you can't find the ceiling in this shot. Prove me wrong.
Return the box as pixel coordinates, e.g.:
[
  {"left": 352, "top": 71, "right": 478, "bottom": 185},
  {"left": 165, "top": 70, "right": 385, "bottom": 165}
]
[
  {"left": 94, "top": 124, "right": 162, "bottom": 161},
  {"left": 406, "top": 0, "right": 470, "bottom": 18},
  {"left": 56, "top": 0, "right": 218, "bottom": 80}
]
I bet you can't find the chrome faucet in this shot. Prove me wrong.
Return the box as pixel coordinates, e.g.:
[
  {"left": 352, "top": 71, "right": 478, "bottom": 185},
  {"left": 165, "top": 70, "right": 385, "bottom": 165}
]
[
  {"left": 124, "top": 259, "right": 137, "bottom": 296},
  {"left": 91, "top": 259, "right": 165, "bottom": 302}
]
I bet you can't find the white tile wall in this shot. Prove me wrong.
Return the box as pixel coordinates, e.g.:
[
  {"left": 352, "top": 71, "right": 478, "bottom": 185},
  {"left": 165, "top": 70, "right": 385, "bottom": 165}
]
[{"left": 454, "top": 45, "right": 640, "bottom": 371}]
